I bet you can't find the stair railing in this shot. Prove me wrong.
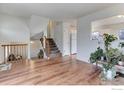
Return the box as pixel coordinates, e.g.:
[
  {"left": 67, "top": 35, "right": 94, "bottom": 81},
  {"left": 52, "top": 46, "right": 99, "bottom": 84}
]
[
  {"left": 46, "top": 38, "right": 50, "bottom": 59},
  {"left": 40, "top": 36, "right": 50, "bottom": 59}
]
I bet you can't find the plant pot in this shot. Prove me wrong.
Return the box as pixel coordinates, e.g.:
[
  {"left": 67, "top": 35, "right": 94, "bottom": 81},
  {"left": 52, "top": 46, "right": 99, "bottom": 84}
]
[
  {"left": 106, "top": 70, "right": 113, "bottom": 80},
  {"left": 103, "top": 68, "right": 116, "bottom": 80}
]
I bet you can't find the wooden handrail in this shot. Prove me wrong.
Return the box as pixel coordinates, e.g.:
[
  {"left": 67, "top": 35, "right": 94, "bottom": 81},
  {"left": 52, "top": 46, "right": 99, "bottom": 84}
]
[
  {"left": 2, "top": 44, "right": 27, "bottom": 47},
  {"left": 40, "top": 37, "right": 44, "bottom": 48},
  {"left": 40, "top": 36, "right": 50, "bottom": 58},
  {"left": 46, "top": 39, "right": 50, "bottom": 58}
]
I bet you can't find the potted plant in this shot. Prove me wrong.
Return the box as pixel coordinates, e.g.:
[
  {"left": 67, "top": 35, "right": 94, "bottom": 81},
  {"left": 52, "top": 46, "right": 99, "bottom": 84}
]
[
  {"left": 101, "top": 34, "right": 119, "bottom": 80},
  {"left": 103, "top": 33, "right": 117, "bottom": 52},
  {"left": 90, "top": 33, "right": 120, "bottom": 80},
  {"left": 102, "top": 48, "right": 121, "bottom": 80},
  {"left": 90, "top": 47, "right": 104, "bottom": 67},
  {"left": 37, "top": 49, "right": 44, "bottom": 59}
]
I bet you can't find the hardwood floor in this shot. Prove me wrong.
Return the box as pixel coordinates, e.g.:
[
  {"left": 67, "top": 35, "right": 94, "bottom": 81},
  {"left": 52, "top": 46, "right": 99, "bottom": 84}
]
[{"left": 0, "top": 55, "right": 122, "bottom": 85}]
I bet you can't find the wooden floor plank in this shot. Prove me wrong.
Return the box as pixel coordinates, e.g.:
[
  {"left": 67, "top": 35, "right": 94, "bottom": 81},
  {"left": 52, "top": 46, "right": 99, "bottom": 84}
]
[{"left": 0, "top": 55, "right": 123, "bottom": 85}]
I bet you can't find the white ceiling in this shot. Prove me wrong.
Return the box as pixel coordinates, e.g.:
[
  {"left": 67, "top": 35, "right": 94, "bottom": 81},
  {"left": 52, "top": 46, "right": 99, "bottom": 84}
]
[{"left": 0, "top": 3, "right": 117, "bottom": 20}]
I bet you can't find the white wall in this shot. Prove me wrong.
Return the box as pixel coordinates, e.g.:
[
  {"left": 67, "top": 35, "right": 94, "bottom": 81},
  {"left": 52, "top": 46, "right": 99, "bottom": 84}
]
[
  {"left": 54, "top": 21, "right": 77, "bottom": 56},
  {"left": 0, "top": 14, "right": 30, "bottom": 63},
  {"left": 29, "top": 15, "right": 49, "bottom": 37},
  {"left": 0, "top": 15, "right": 30, "bottom": 42},
  {"left": 30, "top": 40, "right": 43, "bottom": 58},
  {"left": 54, "top": 22, "right": 63, "bottom": 54},
  {"left": 63, "top": 22, "right": 71, "bottom": 56},
  {"left": 63, "top": 21, "right": 77, "bottom": 55},
  {"left": 48, "top": 20, "right": 56, "bottom": 38},
  {"left": 77, "top": 4, "right": 124, "bottom": 62}
]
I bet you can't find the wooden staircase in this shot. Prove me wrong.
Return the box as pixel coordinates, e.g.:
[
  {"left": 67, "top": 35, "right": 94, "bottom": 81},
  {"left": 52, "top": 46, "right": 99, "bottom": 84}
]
[{"left": 40, "top": 37, "right": 62, "bottom": 59}]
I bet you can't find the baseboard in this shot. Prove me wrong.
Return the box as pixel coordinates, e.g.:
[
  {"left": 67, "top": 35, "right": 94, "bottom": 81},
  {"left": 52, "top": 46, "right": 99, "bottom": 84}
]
[{"left": 76, "top": 59, "right": 90, "bottom": 64}]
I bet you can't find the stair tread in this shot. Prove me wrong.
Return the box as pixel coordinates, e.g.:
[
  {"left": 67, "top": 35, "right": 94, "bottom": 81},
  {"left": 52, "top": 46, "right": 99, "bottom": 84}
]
[
  {"left": 50, "top": 48, "right": 58, "bottom": 51},
  {"left": 40, "top": 38, "right": 61, "bottom": 58},
  {"left": 51, "top": 50, "right": 60, "bottom": 53}
]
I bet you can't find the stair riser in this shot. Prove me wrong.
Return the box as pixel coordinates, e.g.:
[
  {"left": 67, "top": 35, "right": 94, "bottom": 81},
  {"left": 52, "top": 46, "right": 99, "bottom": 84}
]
[{"left": 40, "top": 38, "right": 62, "bottom": 58}]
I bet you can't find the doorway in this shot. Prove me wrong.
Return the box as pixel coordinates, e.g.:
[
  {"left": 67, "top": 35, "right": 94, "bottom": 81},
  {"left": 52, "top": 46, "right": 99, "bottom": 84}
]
[
  {"left": 63, "top": 21, "right": 77, "bottom": 56},
  {"left": 70, "top": 29, "right": 77, "bottom": 55}
]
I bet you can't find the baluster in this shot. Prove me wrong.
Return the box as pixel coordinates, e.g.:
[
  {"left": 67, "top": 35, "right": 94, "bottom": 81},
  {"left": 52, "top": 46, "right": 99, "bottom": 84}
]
[
  {"left": 19, "top": 45, "right": 21, "bottom": 60},
  {"left": 25, "top": 45, "right": 26, "bottom": 59},
  {"left": 22, "top": 45, "right": 23, "bottom": 61},
  {"left": 3, "top": 46, "right": 5, "bottom": 63},
  {"left": 7, "top": 45, "right": 9, "bottom": 62},
  {"left": 10, "top": 45, "right": 12, "bottom": 61},
  {"left": 17, "top": 45, "right": 18, "bottom": 57},
  {"left": 24, "top": 45, "right": 27, "bottom": 59}
]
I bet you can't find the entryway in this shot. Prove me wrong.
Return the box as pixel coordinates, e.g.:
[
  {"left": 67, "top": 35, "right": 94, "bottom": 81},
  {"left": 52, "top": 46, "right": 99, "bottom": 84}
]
[{"left": 63, "top": 21, "right": 77, "bottom": 56}]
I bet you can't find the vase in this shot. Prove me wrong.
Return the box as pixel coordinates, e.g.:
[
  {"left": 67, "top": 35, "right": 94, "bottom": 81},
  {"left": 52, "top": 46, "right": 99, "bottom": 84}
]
[
  {"left": 106, "top": 70, "right": 113, "bottom": 80},
  {"left": 102, "top": 67, "right": 116, "bottom": 80}
]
